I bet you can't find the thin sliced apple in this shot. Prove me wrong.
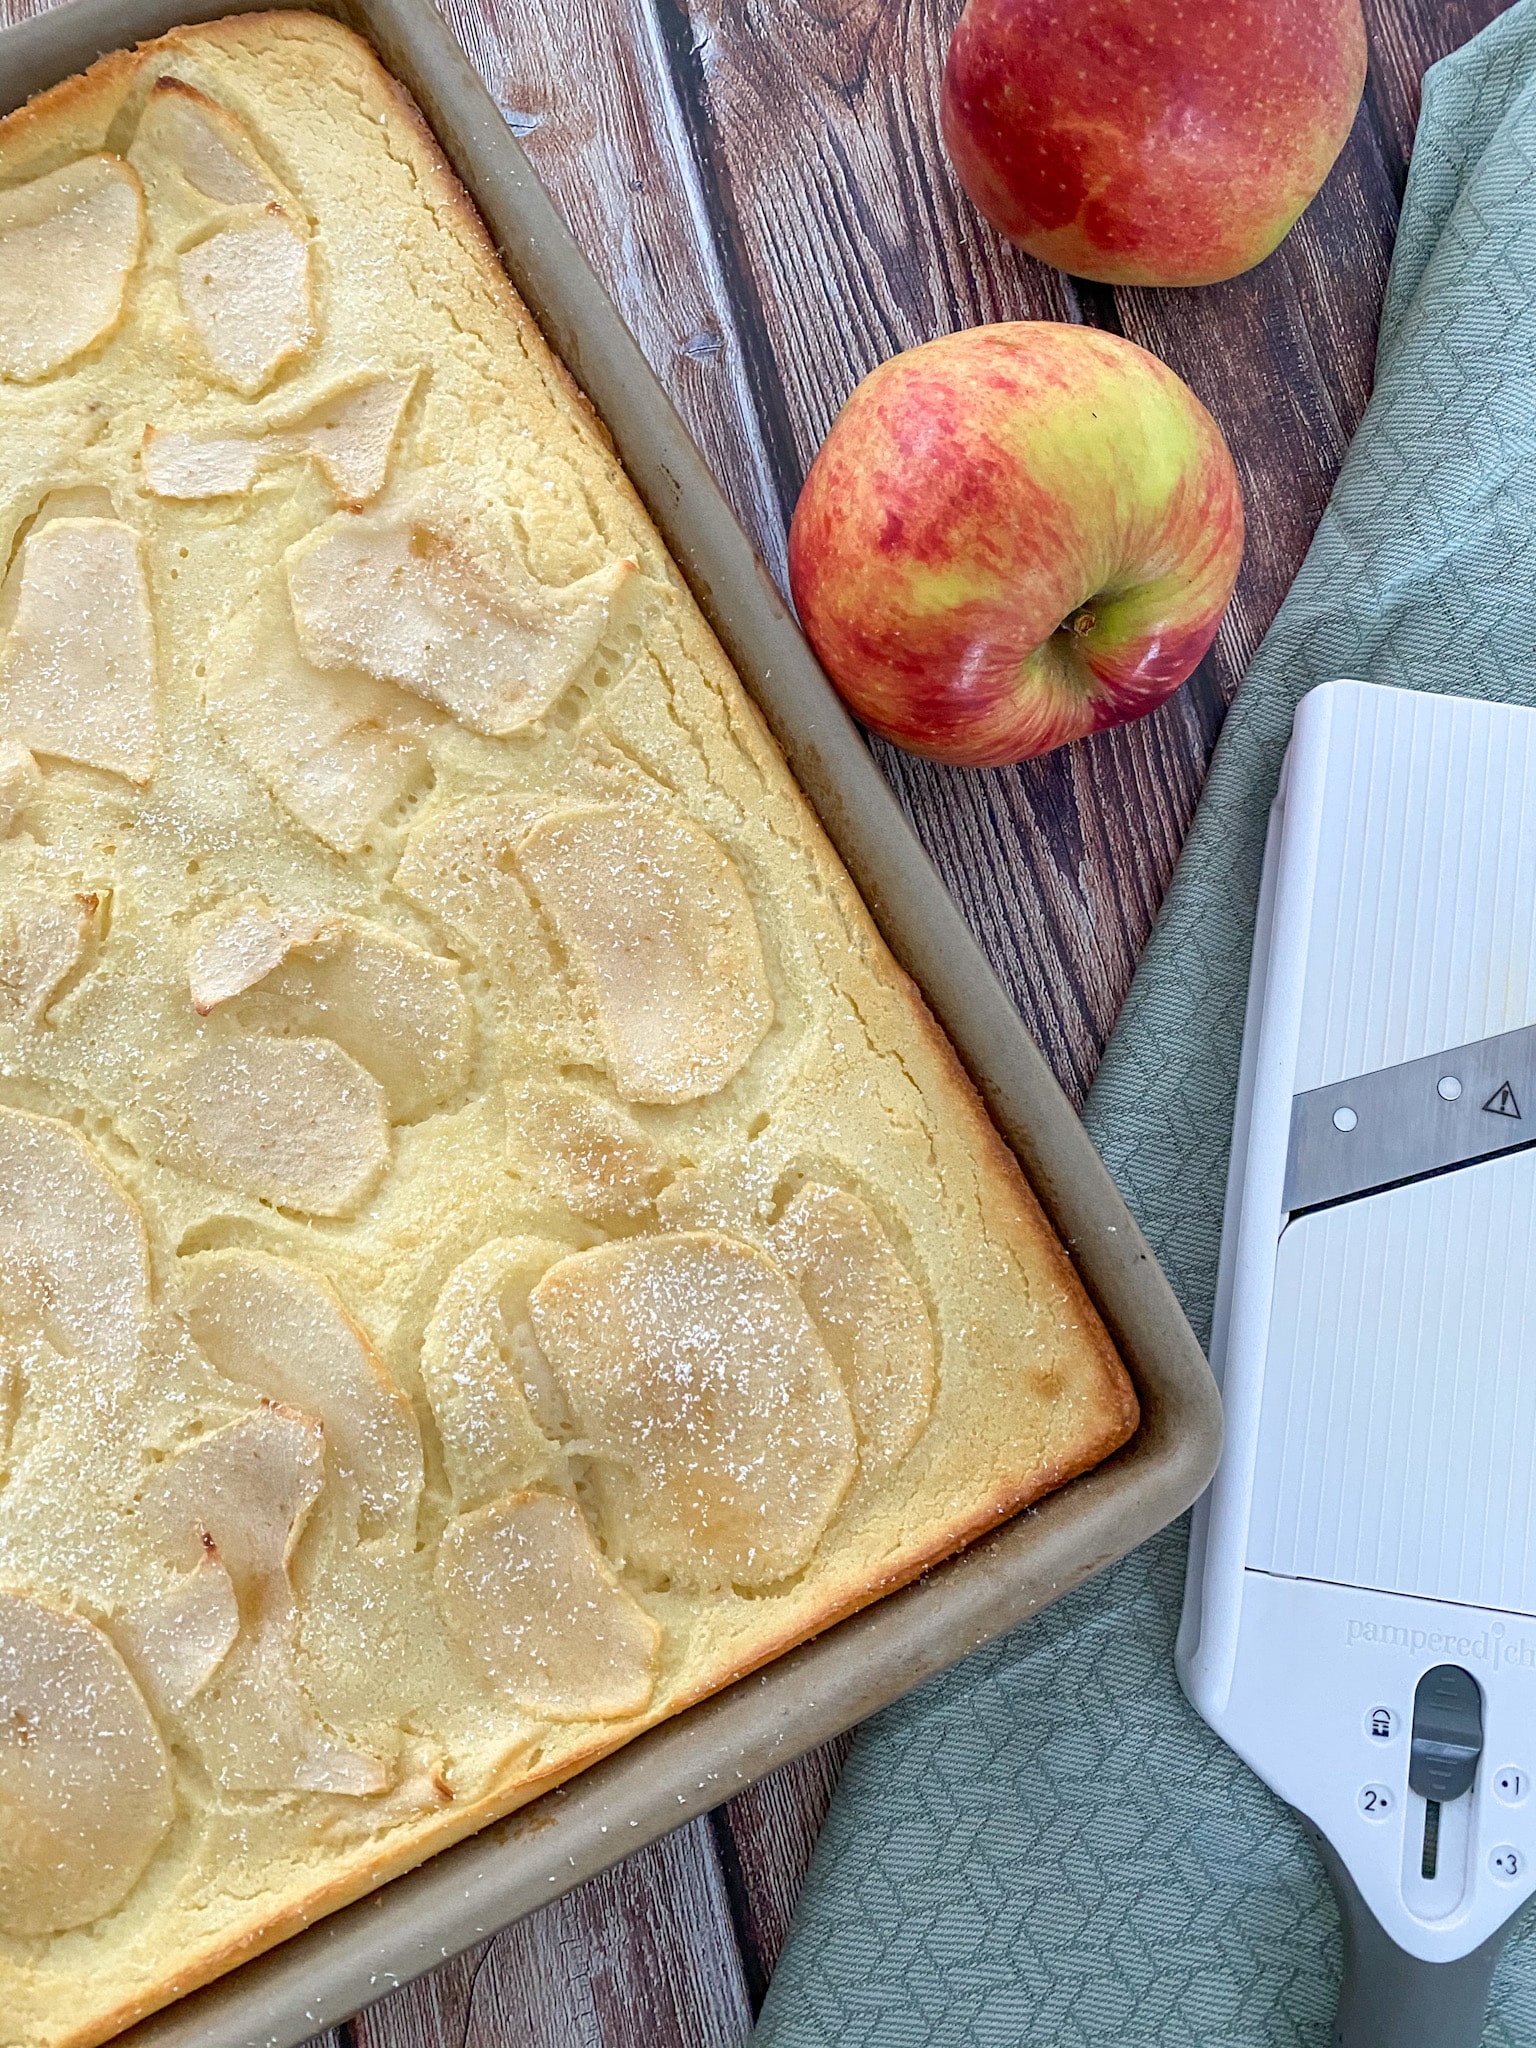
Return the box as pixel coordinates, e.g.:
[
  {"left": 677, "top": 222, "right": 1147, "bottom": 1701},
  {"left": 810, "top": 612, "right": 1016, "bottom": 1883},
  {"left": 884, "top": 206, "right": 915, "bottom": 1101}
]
[
  {"left": 138, "top": 1404, "right": 324, "bottom": 1591},
  {"left": 394, "top": 796, "right": 612, "bottom": 1067},
  {"left": 0, "top": 517, "right": 158, "bottom": 783},
  {"left": 514, "top": 1084, "right": 669, "bottom": 1223},
  {"left": 530, "top": 1233, "right": 856, "bottom": 1587},
  {"left": 0, "top": 1105, "right": 149, "bottom": 1363},
  {"left": 0, "top": 1590, "right": 174, "bottom": 1937},
  {"left": 146, "top": 1036, "right": 390, "bottom": 1215},
  {"left": 136, "top": 1405, "right": 388, "bottom": 1794},
  {"left": 25, "top": 485, "right": 116, "bottom": 527},
  {"left": 228, "top": 915, "right": 473, "bottom": 1123},
  {"left": 769, "top": 1183, "right": 936, "bottom": 1473},
  {"left": 285, "top": 506, "right": 634, "bottom": 737},
  {"left": 515, "top": 806, "right": 773, "bottom": 1104},
  {"left": 141, "top": 373, "right": 416, "bottom": 506},
  {"left": 186, "top": 899, "right": 324, "bottom": 1013},
  {"left": 0, "top": 887, "right": 97, "bottom": 1028},
  {"left": 188, "top": 900, "right": 472, "bottom": 1120},
  {"left": 181, "top": 1249, "right": 422, "bottom": 1542},
  {"left": 113, "top": 1551, "right": 240, "bottom": 1718},
  {"left": 0, "top": 743, "right": 39, "bottom": 834},
  {"left": 420, "top": 1237, "right": 573, "bottom": 1511},
  {"left": 276, "top": 373, "right": 418, "bottom": 508},
  {"left": 193, "top": 1621, "right": 389, "bottom": 1795},
  {"left": 436, "top": 1491, "right": 660, "bottom": 1721},
  {"left": 137, "top": 78, "right": 280, "bottom": 206},
  {"left": 179, "top": 210, "right": 312, "bottom": 396},
  {"left": 141, "top": 426, "right": 259, "bottom": 499},
  {"left": 205, "top": 581, "right": 435, "bottom": 853},
  {"left": 0, "top": 156, "right": 144, "bottom": 383}
]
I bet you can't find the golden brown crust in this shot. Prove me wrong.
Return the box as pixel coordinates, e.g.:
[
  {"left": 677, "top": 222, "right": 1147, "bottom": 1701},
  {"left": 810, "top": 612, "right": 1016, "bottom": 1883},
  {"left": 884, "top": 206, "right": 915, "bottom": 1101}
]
[{"left": 0, "top": 16, "right": 1136, "bottom": 2043}]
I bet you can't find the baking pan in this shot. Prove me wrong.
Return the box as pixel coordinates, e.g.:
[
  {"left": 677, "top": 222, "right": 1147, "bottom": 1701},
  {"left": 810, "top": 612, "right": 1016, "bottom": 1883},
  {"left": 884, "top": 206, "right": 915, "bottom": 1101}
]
[{"left": 0, "top": 2, "right": 1224, "bottom": 2040}]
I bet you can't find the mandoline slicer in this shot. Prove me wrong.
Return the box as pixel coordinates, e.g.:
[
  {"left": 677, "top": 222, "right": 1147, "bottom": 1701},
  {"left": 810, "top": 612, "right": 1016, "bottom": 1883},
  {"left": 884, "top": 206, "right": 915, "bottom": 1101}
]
[{"left": 1179, "top": 678, "right": 1536, "bottom": 2046}]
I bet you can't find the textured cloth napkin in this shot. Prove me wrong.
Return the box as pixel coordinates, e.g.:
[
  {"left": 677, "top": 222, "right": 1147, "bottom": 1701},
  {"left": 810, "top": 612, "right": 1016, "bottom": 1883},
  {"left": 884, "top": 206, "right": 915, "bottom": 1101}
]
[{"left": 755, "top": 7, "right": 1536, "bottom": 2041}]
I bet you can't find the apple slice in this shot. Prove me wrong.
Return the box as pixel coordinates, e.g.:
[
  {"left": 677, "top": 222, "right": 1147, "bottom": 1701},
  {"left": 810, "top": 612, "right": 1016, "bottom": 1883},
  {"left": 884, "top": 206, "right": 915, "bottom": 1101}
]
[
  {"left": 146, "top": 1036, "right": 390, "bottom": 1215},
  {"left": 21, "top": 485, "right": 116, "bottom": 529},
  {"left": 136, "top": 1404, "right": 388, "bottom": 1795},
  {"left": 392, "top": 795, "right": 599, "bottom": 1063},
  {"left": 0, "top": 743, "right": 40, "bottom": 834},
  {"left": 0, "top": 1591, "right": 174, "bottom": 1937},
  {"left": 420, "top": 1237, "right": 573, "bottom": 1511},
  {"left": 141, "top": 373, "right": 417, "bottom": 507},
  {"left": 136, "top": 77, "right": 281, "bottom": 207},
  {"left": 285, "top": 506, "right": 634, "bottom": 737},
  {"left": 188, "top": 901, "right": 472, "bottom": 1121},
  {"left": 179, "top": 210, "right": 313, "bottom": 396},
  {"left": 0, "top": 887, "right": 99, "bottom": 1028},
  {"left": 769, "top": 1184, "right": 936, "bottom": 1473},
  {"left": 276, "top": 373, "right": 418, "bottom": 509},
  {"left": 392, "top": 797, "right": 550, "bottom": 945},
  {"left": 436, "top": 1492, "right": 660, "bottom": 1721},
  {"left": 238, "top": 920, "right": 473, "bottom": 1121},
  {"left": 138, "top": 1404, "right": 324, "bottom": 1592},
  {"left": 141, "top": 426, "right": 259, "bottom": 499},
  {"left": 0, "top": 517, "right": 158, "bottom": 783},
  {"left": 514, "top": 1085, "right": 670, "bottom": 1224},
  {"left": 530, "top": 1233, "right": 856, "bottom": 1587},
  {"left": 205, "top": 581, "right": 435, "bottom": 854},
  {"left": 113, "top": 1551, "right": 240, "bottom": 1718},
  {"left": 181, "top": 1249, "right": 423, "bottom": 1542},
  {"left": 186, "top": 899, "right": 325, "bottom": 1013},
  {"left": 0, "top": 1105, "right": 149, "bottom": 1364},
  {"left": 0, "top": 156, "right": 144, "bottom": 383},
  {"left": 193, "top": 1621, "right": 389, "bottom": 1795},
  {"left": 514, "top": 806, "right": 773, "bottom": 1104},
  {"left": 229, "top": 916, "right": 473, "bottom": 1123}
]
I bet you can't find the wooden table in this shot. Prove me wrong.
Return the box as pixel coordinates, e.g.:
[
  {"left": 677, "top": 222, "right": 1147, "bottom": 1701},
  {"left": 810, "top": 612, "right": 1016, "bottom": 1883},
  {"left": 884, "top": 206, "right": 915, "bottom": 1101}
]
[{"left": 0, "top": 0, "right": 1515, "bottom": 2038}]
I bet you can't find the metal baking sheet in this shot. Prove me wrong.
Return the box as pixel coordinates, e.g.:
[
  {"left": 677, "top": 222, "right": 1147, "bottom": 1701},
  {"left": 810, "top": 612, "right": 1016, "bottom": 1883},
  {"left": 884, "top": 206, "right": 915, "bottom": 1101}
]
[{"left": 0, "top": 3, "right": 1224, "bottom": 2040}]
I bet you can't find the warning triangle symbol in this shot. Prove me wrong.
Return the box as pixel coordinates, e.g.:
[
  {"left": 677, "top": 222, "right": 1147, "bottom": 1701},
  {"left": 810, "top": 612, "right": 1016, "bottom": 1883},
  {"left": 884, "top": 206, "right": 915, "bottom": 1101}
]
[{"left": 1483, "top": 1081, "right": 1522, "bottom": 1120}]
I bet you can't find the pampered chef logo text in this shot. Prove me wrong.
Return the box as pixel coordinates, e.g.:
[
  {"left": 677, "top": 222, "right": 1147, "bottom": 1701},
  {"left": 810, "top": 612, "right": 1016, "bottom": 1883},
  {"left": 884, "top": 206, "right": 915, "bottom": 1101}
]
[{"left": 1346, "top": 1617, "right": 1536, "bottom": 1672}]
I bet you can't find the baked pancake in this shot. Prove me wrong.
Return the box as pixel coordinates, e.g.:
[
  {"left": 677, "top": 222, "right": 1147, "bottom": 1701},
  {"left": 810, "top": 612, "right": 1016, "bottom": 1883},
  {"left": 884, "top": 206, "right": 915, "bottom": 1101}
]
[{"left": 0, "top": 16, "right": 1138, "bottom": 2045}]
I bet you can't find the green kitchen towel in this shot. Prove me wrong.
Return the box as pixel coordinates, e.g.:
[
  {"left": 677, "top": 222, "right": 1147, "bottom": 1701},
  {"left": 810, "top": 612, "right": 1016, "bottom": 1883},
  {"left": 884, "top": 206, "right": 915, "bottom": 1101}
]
[{"left": 755, "top": 6, "right": 1536, "bottom": 2044}]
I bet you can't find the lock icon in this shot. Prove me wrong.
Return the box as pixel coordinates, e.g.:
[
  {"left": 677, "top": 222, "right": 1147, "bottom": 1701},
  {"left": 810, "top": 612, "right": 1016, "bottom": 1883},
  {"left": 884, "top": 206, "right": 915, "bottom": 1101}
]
[{"left": 1370, "top": 1708, "right": 1394, "bottom": 1740}]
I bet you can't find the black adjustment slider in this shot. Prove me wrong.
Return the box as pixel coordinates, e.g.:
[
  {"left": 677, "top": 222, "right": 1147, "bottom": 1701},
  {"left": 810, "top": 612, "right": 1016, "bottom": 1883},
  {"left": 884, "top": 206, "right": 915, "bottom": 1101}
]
[
  {"left": 1409, "top": 1664, "right": 1484, "bottom": 1801},
  {"left": 1410, "top": 1663, "right": 1483, "bottom": 1882}
]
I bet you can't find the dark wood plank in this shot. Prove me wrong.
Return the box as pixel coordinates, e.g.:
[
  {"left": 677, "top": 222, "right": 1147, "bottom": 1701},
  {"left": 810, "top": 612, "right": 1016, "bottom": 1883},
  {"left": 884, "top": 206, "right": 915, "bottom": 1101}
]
[
  {"left": 441, "top": 0, "right": 789, "bottom": 581},
  {"left": 1363, "top": 0, "right": 1523, "bottom": 182},
  {"left": 707, "top": 1739, "right": 851, "bottom": 2011},
  {"left": 348, "top": 1814, "right": 751, "bottom": 2048}
]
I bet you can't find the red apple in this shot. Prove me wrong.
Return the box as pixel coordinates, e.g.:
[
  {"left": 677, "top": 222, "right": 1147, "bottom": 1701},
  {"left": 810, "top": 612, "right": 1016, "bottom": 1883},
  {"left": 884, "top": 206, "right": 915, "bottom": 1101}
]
[
  {"left": 940, "top": 0, "right": 1367, "bottom": 287},
  {"left": 788, "top": 322, "right": 1243, "bottom": 768}
]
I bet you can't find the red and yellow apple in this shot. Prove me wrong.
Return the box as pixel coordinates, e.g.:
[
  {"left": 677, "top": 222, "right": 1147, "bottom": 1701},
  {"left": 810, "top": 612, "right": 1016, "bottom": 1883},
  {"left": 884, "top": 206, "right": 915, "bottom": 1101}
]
[
  {"left": 940, "top": 0, "right": 1367, "bottom": 288},
  {"left": 788, "top": 322, "right": 1243, "bottom": 768}
]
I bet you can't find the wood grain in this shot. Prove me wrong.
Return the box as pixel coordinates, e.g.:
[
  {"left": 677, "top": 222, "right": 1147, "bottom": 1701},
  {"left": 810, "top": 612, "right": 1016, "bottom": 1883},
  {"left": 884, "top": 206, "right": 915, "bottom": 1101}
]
[
  {"left": 0, "top": 0, "right": 1519, "bottom": 2042},
  {"left": 440, "top": 0, "right": 788, "bottom": 581},
  {"left": 349, "top": 1817, "right": 752, "bottom": 2048}
]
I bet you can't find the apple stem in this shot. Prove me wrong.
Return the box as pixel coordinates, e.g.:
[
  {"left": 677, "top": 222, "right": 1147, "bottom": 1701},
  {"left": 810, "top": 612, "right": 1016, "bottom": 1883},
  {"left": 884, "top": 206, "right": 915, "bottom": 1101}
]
[{"left": 1060, "top": 605, "right": 1097, "bottom": 639}]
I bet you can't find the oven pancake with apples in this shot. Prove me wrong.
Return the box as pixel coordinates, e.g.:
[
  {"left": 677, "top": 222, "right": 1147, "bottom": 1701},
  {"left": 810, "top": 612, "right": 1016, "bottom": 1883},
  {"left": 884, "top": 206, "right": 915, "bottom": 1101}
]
[{"left": 0, "top": 17, "right": 1137, "bottom": 2045}]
